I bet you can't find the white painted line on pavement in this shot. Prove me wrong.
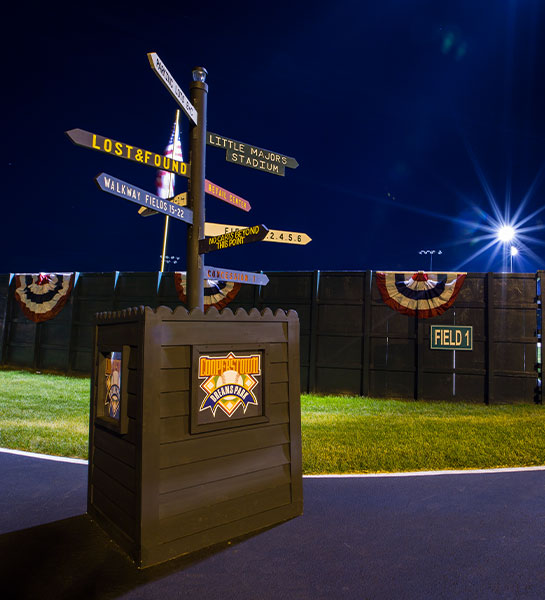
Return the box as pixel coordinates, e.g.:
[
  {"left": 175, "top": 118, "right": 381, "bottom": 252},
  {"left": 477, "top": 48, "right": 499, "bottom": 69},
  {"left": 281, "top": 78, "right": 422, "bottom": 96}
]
[{"left": 0, "top": 447, "right": 88, "bottom": 465}]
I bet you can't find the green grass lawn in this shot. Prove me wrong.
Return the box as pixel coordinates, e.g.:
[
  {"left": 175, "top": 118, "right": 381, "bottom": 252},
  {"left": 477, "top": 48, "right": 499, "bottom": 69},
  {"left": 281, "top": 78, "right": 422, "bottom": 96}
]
[
  {"left": 302, "top": 394, "right": 545, "bottom": 473},
  {"left": 1, "top": 369, "right": 545, "bottom": 473},
  {"left": 0, "top": 369, "right": 90, "bottom": 459}
]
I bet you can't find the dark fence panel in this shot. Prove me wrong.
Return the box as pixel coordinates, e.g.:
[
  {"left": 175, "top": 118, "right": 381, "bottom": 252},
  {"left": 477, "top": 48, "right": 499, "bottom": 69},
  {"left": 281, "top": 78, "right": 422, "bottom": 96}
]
[
  {"left": 0, "top": 271, "right": 540, "bottom": 403},
  {"left": 0, "top": 274, "right": 12, "bottom": 364}
]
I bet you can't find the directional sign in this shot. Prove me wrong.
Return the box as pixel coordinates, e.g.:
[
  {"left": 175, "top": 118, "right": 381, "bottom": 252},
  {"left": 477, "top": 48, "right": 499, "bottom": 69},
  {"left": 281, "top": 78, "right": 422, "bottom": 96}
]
[
  {"left": 138, "top": 192, "right": 187, "bottom": 217},
  {"left": 199, "top": 225, "right": 268, "bottom": 254},
  {"left": 430, "top": 326, "right": 473, "bottom": 351},
  {"left": 147, "top": 52, "right": 198, "bottom": 125},
  {"left": 205, "top": 266, "right": 269, "bottom": 286},
  {"left": 205, "top": 180, "right": 251, "bottom": 212},
  {"left": 95, "top": 173, "right": 193, "bottom": 225},
  {"left": 205, "top": 222, "right": 311, "bottom": 245},
  {"left": 207, "top": 132, "right": 298, "bottom": 177},
  {"left": 66, "top": 129, "right": 190, "bottom": 178}
]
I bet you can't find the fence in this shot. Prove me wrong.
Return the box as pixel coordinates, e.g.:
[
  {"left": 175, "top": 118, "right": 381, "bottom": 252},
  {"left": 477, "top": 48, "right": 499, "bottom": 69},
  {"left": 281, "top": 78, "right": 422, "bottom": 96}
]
[{"left": 1, "top": 271, "right": 542, "bottom": 403}]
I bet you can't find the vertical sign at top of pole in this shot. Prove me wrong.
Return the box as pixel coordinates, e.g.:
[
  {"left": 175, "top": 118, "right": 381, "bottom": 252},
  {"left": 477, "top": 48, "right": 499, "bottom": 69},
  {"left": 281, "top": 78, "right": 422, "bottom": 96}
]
[
  {"left": 187, "top": 67, "right": 208, "bottom": 311},
  {"left": 147, "top": 53, "right": 198, "bottom": 126}
]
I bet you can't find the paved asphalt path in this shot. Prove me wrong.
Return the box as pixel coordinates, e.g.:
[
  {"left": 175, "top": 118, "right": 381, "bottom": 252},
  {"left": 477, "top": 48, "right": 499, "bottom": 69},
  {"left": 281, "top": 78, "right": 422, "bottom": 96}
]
[{"left": 1, "top": 449, "right": 544, "bottom": 600}]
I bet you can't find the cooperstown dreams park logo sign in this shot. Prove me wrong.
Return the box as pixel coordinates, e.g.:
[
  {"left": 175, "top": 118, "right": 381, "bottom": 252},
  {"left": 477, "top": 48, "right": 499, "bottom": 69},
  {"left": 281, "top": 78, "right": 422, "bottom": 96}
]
[{"left": 198, "top": 352, "right": 261, "bottom": 418}]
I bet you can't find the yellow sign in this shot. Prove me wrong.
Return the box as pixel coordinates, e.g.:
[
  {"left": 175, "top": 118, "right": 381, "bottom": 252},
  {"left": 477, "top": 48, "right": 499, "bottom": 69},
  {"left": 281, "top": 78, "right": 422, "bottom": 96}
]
[
  {"left": 205, "top": 222, "right": 311, "bottom": 245},
  {"left": 66, "top": 128, "right": 190, "bottom": 178}
]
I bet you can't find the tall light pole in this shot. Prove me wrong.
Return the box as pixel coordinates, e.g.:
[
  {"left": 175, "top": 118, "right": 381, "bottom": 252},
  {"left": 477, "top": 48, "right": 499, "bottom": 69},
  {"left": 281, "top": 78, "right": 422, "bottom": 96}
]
[
  {"left": 419, "top": 249, "right": 442, "bottom": 271},
  {"left": 510, "top": 245, "right": 518, "bottom": 273}
]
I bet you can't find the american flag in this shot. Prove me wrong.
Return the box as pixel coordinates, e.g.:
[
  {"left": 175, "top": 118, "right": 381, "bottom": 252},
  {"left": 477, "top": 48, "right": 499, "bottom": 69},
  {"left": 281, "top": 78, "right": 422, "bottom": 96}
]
[{"left": 156, "top": 112, "right": 183, "bottom": 199}]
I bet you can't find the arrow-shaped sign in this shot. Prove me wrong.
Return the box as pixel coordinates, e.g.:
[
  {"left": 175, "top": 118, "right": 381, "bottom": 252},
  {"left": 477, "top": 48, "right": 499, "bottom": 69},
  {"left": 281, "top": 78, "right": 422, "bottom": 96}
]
[
  {"left": 147, "top": 52, "right": 198, "bottom": 125},
  {"left": 199, "top": 225, "right": 268, "bottom": 254},
  {"left": 138, "top": 192, "right": 187, "bottom": 217},
  {"left": 205, "top": 179, "right": 251, "bottom": 212},
  {"left": 207, "top": 132, "right": 298, "bottom": 177},
  {"left": 205, "top": 222, "right": 311, "bottom": 245},
  {"left": 66, "top": 129, "right": 190, "bottom": 178},
  {"left": 205, "top": 266, "right": 269, "bottom": 286},
  {"left": 95, "top": 173, "right": 193, "bottom": 224}
]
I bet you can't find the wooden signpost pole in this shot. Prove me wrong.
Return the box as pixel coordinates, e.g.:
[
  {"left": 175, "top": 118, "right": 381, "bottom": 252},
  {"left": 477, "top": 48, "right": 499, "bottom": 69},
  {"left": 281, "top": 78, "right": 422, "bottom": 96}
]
[{"left": 187, "top": 68, "right": 208, "bottom": 311}]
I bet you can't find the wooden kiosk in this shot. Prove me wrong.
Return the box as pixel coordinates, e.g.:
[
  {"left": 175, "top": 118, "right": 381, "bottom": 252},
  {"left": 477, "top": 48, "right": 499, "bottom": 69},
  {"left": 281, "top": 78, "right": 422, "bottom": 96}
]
[{"left": 88, "top": 305, "right": 302, "bottom": 567}]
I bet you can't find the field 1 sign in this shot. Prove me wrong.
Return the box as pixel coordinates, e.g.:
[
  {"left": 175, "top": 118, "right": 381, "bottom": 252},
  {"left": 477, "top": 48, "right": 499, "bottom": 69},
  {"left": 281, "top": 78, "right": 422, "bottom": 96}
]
[{"left": 430, "top": 325, "right": 473, "bottom": 351}]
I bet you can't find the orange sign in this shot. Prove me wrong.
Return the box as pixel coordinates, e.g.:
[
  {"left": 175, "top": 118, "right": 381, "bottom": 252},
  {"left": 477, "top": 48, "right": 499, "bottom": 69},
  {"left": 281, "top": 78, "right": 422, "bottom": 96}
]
[{"left": 204, "top": 179, "right": 251, "bottom": 212}]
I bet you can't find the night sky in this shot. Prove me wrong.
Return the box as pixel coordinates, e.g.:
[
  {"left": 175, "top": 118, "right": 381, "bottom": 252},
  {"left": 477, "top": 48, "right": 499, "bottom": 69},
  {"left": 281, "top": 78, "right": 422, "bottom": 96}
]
[{"left": 4, "top": 1, "right": 545, "bottom": 276}]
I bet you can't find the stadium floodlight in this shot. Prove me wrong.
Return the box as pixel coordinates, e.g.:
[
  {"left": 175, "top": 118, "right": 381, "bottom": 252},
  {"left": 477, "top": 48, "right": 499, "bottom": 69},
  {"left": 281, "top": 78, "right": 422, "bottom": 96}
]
[{"left": 497, "top": 225, "right": 515, "bottom": 243}]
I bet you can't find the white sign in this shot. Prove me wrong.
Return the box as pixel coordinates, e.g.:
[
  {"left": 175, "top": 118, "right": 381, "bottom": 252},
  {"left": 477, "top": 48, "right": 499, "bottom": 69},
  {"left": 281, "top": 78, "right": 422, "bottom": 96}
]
[{"left": 147, "top": 52, "right": 198, "bottom": 125}]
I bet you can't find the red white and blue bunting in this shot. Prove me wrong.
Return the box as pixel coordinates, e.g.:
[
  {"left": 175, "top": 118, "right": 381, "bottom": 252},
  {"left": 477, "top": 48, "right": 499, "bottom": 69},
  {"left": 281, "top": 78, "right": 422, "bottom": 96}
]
[
  {"left": 14, "top": 273, "right": 75, "bottom": 323},
  {"left": 174, "top": 272, "right": 241, "bottom": 312},
  {"left": 376, "top": 271, "right": 466, "bottom": 319}
]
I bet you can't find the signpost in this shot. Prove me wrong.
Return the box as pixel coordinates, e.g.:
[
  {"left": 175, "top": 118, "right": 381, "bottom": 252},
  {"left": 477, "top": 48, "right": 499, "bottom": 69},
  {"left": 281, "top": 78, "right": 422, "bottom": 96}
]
[
  {"left": 147, "top": 52, "right": 198, "bottom": 126},
  {"left": 205, "top": 222, "right": 311, "bottom": 245},
  {"left": 66, "top": 129, "right": 190, "bottom": 178},
  {"left": 430, "top": 325, "right": 473, "bottom": 350},
  {"left": 205, "top": 266, "right": 269, "bottom": 286},
  {"left": 207, "top": 132, "right": 299, "bottom": 177},
  {"left": 205, "top": 179, "right": 251, "bottom": 212},
  {"left": 67, "top": 57, "right": 307, "bottom": 310},
  {"left": 95, "top": 173, "right": 193, "bottom": 225},
  {"left": 199, "top": 225, "right": 268, "bottom": 254}
]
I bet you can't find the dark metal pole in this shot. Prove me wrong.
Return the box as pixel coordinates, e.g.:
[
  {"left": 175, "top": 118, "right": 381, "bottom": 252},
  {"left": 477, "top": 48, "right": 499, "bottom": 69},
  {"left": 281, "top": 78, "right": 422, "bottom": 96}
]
[{"left": 187, "top": 67, "right": 208, "bottom": 311}]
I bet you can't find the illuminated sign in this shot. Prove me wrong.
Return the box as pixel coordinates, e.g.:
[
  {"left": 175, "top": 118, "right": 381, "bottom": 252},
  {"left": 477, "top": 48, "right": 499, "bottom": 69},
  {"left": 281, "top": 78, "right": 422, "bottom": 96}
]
[
  {"left": 207, "top": 131, "right": 298, "bottom": 177},
  {"left": 205, "top": 222, "right": 311, "bottom": 245},
  {"left": 66, "top": 128, "right": 190, "bottom": 178},
  {"left": 430, "top": 326, "right": 473, "bottom": 350},
  {"left": 95, "top": 173, "right": 193, "bottom": 224},
  {"left": 199, "top": 224, "right": 268, "bottom": 254},
  {"left": 205, "top": 179, "right": 251, "bottom": 212},
  {"left": 147, "top": 52, "right": 198, "bottom": 125}
]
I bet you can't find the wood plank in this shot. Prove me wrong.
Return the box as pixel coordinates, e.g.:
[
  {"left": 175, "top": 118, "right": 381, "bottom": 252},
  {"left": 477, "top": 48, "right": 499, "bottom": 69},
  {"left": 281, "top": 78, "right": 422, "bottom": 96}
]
[
  {"left": 270, "top": 362, "right": 288, "bottom": 383},
  {"left": 93, "top": 427, "right": 136, "bottom": 467},
  {"left": 159, "top": 424, "right": 290, "bottom": 468},
  {"left": 270, "top": 381, "right": 289, "bottom": 404},
  {"left": 127, "top": 367, "right": 138, "bottom": 395},
  {"left": 162, "top": 322, "right": 288, "bottom": 345},
  {"left": 127, "top": 393, "right": 137, "bottom": 420},
  {"left": 97, "top": 322, "right": 140, "bottom": 347},
  {"left": 159, "top": 444, "right": 291, "bottom": 494},
  {"left": 92, "top": 464, "right": 137, "bottom": 518},
  {"left": 150, "top": 501, "right": 301, "bottom": 568},
  {"left": 139, "top": 308, "right": 163, "bottom": 557},
  {"left": 268, "top": 342, "right": 288, "bottom": 363},
  {"left": 486, "top": 272, "right": 494, "bottom": 403},
  {"left": 160, "top": 368, "right": 190, "bottom": 393},
  {"left": 93, "top": 446, "right": 136, "bottom": 492},
  {"left": 160, "top": 390, "right": 190, "bottom": 418},
  {"left": 159, "top": 464, "right": 291, "bottom": 519},
  {"left": 287, "top": 314, "right": 303, "bottom": 507},
  {"left": 161, "top": 346, "right": 191, "bottom": 369},
  {"left": 159, "top": 484, "right": 292, "bottom": 543},
  {"left": 91, "top": 487, "right": 137, "bottom": 541},
  {"left": 160, "top": 403, "right": 290, "bottom": 443}
]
